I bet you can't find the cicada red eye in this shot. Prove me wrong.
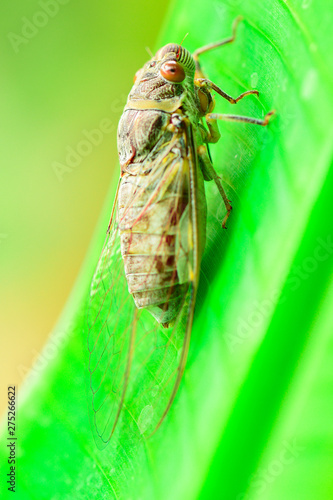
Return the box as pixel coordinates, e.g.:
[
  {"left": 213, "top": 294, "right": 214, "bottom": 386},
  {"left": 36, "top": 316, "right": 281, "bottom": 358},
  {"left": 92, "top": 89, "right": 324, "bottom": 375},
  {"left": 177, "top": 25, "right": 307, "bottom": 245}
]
[{"left": 160, "top": 61, "right": 185, "bottom": 83}]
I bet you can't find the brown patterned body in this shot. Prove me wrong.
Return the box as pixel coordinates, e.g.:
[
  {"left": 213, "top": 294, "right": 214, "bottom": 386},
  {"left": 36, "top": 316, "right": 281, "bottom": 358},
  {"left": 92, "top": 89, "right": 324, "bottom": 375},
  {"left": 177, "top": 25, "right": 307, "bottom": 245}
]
[
  {"left": 115, "top": 42, "right": 212, "bottom": 325},
  {"left": 117, "top": 107, "right": 205, "bottom": 324}
]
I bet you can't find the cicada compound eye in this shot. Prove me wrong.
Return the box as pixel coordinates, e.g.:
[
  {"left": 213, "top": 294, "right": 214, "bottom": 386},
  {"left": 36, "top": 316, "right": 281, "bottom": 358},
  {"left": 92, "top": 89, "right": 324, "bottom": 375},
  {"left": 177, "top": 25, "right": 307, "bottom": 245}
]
[{"left": 160, "top": 61, "right": 185, "bottom": 83}]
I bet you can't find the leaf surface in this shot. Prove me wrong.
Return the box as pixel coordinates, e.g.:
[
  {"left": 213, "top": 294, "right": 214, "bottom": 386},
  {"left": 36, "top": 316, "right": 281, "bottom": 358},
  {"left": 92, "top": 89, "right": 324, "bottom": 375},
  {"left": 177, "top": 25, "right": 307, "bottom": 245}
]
[{"left": 1, "top": 0, "right": 333, "bottom": 499}]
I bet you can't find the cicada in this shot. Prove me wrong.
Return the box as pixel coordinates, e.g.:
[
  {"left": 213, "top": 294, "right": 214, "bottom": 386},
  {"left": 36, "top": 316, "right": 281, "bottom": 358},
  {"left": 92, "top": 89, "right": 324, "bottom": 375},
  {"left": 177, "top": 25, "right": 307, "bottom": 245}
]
[{"left": 86, "top": 17, "right": 274, "bottom": 446}]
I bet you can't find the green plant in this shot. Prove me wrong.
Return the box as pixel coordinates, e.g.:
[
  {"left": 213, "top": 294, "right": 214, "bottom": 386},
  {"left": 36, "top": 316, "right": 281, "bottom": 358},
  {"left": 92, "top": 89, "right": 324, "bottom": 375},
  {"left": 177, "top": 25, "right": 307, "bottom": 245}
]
[{"left": 1, "top": 0, "right": 332, "bottom": 498}]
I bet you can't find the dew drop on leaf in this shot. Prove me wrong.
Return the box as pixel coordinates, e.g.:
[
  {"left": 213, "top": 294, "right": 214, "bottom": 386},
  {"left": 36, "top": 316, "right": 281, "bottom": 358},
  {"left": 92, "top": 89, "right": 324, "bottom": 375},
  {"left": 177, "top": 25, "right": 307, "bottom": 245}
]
[
  {"left": 137, "top": 405, "right": 154, "bottom": 434},
  {"left": 250, "top": 72, "right": 259, "bottom": 88},
  {"left": 301, "top": 68, "right": 318, "bottom": 100},
  {"left": 302, "top": 0, "right": 312, "bottom": 9}
]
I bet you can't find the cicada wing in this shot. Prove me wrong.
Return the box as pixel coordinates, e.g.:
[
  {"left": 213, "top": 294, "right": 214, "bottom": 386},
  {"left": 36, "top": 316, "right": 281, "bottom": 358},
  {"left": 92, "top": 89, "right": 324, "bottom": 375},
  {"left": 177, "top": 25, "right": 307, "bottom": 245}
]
[
  {"left": 86, "top": 193, "right": 138, "bottom": 448},
  {"left": 86, "top": 118, "right": 202, "bottom": 444}
]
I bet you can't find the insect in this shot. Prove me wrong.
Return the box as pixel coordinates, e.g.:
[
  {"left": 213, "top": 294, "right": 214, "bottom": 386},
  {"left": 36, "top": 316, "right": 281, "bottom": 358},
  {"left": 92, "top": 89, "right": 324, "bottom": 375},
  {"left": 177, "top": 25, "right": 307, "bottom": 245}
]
[{"left": 86, "top": 16, "right": 274, "bottom": 446}]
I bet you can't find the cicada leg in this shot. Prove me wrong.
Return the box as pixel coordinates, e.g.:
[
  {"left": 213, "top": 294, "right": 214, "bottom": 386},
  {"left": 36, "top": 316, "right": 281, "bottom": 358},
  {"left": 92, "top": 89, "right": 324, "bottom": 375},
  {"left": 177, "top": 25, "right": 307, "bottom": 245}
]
[
  {"left": 206, "top": 110, "right": 276, "bottom": 128},
  {"left": 195, "top": 78, "right": 259, "bottom": 105},
  {"left": 193, "top": 16, "right": 259, "bottom": 104},
  {"left": 197, "top": 144, "right": 232, "bottom": 229},
  {"left": 198, "top": 110, "right": 275, "bottom": 228},
  {"left": 193, "top": 15, "right": 243, "bottom": 79},
  {"left": 193, "top": 16, "right": 276, "bottom": 228}
]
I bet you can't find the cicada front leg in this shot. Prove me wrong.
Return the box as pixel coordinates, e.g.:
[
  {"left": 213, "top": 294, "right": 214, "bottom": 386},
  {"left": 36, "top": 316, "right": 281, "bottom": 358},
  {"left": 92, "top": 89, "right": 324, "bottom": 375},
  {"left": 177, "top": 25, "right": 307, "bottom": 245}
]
[
  {"left": 193, "top": 15, "right": 243, "bottom": 79},
  {"left": 193, "top": 16, "right": 276, "bottom": 113},
  {"left": 193, "top": 15, "right": 258, "bottom": 104},
  {"left": 194, "top": 16, "right": 276, "bottom": 228},
  {"left": 195, "top": 78, "right": 259, "bottom": 105}
]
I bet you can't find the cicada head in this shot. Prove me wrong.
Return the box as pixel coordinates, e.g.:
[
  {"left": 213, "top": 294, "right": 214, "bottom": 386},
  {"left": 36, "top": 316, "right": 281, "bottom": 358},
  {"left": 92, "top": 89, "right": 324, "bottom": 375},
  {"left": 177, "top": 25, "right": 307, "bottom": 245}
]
[
  {"left": 155, "top": 44, "right": 195, "bottom": 81},
  {"left": 130, "top": 43, "right": 197, "bottom": 105},
  {"left": 155, "top": 45, "right": 216, "bottom": 117}
]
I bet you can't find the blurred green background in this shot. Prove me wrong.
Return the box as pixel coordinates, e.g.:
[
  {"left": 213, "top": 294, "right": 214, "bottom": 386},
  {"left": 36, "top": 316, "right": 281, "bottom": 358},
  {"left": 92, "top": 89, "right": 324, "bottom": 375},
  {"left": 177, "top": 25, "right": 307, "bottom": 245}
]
[
  {"left": 1, "top": 0, "right": 333, "bottom": 499},
  {"left": 0, "top": 0, "right": 170, "bottom": 413}
]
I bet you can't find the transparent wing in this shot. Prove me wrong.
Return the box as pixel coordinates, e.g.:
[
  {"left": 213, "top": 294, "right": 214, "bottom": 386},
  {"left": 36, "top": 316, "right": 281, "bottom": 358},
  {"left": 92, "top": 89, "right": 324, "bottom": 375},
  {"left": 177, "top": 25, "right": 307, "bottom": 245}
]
[{"left": 85, "top": 117, "right": 201, "bottom": 447}]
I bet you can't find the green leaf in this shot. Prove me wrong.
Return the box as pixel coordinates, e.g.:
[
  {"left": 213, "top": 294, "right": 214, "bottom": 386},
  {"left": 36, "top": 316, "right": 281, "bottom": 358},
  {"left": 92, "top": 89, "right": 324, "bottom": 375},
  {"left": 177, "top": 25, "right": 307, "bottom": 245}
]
[{"left": 1, "top": 0, "right": 333, "bottom": 499}]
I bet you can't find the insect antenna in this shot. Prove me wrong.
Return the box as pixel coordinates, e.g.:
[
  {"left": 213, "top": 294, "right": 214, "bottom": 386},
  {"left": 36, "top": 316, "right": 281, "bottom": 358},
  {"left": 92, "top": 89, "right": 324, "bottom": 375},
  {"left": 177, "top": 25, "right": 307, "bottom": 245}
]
[
  {"left": 145, "top": 46, "right": 154, "bottom": 58},
  {"left": 176, "top": 33, "right": 189, "bottom": 59}
]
